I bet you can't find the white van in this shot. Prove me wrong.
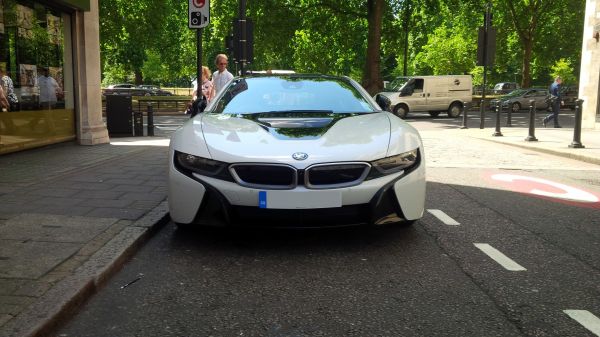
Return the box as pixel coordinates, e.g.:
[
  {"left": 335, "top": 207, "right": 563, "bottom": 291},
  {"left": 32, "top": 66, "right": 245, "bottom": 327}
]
[{"left": 379, "top": 75, "right": 472, "bottom": 118}]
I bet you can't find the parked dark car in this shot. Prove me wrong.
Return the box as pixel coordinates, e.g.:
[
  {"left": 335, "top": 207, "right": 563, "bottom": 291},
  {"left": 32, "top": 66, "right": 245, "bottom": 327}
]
[
  {"left": 138, "top": 85, "right": 174, "bottom": 96},
  {"left": 492, "top": 82, "right": 520, "bottom": 95},
  {"left": 103, "top": 84, "right": 154, "bottom": 96},
  {"left": 560, "top": 86, "right": 579, "bottom": 109}
]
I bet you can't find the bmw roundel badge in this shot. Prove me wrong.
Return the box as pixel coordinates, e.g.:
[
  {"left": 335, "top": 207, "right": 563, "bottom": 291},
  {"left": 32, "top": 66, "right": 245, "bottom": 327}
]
[{"left": 292, "top": 152, "right": 308, "bottom": 161}]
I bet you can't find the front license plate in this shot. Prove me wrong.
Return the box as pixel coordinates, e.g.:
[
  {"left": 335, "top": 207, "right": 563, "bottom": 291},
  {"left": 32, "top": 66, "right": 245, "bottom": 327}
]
[{"left": 258, "top": 190, "right": 342, "bottom": 209}]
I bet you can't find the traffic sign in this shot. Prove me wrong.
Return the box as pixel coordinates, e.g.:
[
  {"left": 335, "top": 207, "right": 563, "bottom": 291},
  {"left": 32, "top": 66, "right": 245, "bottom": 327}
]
[{"left": 189, "top": 0, "right": 209, "bottom": 29}]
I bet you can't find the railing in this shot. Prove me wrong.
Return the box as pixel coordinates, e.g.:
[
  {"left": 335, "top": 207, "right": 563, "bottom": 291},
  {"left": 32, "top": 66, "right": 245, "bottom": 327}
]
[{"left": 102, "top": 96, "right": 192, "bottom": 116}]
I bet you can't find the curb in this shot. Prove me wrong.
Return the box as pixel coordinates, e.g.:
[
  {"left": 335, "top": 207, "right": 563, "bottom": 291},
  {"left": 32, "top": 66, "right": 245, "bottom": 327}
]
[{"left": 1, "top": 202, "right": 170, "bottom": 337}]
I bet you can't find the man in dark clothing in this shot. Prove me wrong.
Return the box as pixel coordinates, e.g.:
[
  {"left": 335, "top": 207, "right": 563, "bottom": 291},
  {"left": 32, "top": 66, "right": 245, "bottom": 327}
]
[{"left": 543, "top": 76, "right": 563, "bottom": 128}]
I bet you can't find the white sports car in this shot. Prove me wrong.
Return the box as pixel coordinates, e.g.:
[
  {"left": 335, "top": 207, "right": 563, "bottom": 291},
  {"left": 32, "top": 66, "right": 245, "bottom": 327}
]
[{"left": 168, "top": 74, "right": 425, "bottom": 228}]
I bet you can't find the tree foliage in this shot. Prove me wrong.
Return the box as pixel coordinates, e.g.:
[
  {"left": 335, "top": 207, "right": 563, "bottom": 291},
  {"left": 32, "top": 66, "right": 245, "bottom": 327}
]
[{"left": 99, "top": 0, "right": 586, "bottom": 90}]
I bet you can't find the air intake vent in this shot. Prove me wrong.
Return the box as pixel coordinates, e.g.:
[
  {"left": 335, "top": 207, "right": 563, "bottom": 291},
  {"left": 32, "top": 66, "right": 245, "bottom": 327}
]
[
  {"left": 305, "top": 163, "right": 370, "bottom": 189},
  {"left": 229, "top": 164, "right": 297, "bottom": 189}
]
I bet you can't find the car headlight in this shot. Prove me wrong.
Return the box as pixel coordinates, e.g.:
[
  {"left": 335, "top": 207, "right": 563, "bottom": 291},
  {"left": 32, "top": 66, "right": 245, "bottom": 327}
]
[
  {"left": 175, "top": 151, "right": 230, "bottom": 178},
  {"left": 367, "top": 149, "right": 419, "bottom": 179}
]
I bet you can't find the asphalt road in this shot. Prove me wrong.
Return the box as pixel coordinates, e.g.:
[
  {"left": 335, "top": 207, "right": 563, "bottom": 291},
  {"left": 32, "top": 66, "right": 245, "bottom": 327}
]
[{"left": 57, "top": 116, "right": 600, "bottom": 337}]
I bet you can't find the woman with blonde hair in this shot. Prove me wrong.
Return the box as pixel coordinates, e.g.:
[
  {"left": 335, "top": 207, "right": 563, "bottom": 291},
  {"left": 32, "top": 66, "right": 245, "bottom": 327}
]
[{"left": 192, "top": 66, "right": 214, "bottom": 102}]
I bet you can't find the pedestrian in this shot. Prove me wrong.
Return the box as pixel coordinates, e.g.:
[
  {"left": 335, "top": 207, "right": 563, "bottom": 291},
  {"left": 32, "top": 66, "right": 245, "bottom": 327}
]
[
  {"left": 0, "top": 85, "right": 9, "bottom": 111},
  {"left": 211, "top": 54, "right": 233, "bottom": 96},
  {"left": 37, "top": 67, "right": 62, "bottom": 109},
  {"left": 0, "top": 68, "right": 19, "bottom": 111},
  {"left": 543, "top": 76, "right": 563, "bottom": 128},
  {"left": 192, "top": 66, "right": 214, "bottom": 102}
]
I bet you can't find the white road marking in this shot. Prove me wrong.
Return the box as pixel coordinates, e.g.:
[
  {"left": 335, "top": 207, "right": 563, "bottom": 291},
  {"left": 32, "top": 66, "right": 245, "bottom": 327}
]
[
  {"left": 564, "top": 310, "right": 600, "bottom": 336},
  {"left": 473, "top": 243, "right": 526, "bottom": 271},
  {"left": 427, "top": 209, "right": 460, "bottom": 225}
]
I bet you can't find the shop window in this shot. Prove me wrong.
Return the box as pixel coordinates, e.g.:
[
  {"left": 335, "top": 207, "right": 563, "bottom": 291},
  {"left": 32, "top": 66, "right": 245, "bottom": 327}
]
[{"left": 0, "top": 0, "right": 75, "bottom": 154}]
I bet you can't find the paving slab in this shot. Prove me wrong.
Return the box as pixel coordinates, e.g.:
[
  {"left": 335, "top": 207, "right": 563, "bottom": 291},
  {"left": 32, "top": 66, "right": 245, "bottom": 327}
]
[
  {"left": 0, "top": 240, "right": 81, "bottom": 279},
  {"left": 0, "top": 139, "right": 170, "bottom": 337}
]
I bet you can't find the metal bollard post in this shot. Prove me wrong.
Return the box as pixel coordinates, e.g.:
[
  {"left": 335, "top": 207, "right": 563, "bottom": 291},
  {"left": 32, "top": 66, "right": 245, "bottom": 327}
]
[
  {"left": 479, "top": 99, "right": 485, "bottom": 129},
  {"left": 569, "top": 99, "right": 585, "bottom": 148},
  {"left": 524, "top": 99, "right": 538, "bottom": 142},
  {"left": 505, "top": 100, "right": 513, "bottom": 127},
  {"left": 147, "top": 103, "right": 155, "bottom": 137},
  {"left": 461, "top": 101, "right": 470, "bottom": 129},
  {"left": 492, "top": 100, "right": 503, "bottom": 137}
]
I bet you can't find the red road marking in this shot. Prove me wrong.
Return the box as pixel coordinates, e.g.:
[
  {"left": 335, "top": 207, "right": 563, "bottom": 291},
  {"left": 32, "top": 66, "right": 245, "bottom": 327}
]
[{"left": 488, "top": 173, "right": 600, "bottom": 209}]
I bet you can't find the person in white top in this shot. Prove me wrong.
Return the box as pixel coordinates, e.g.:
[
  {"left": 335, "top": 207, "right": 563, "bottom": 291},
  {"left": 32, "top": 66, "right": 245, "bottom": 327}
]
[
  {"left": 211, "top": 54, "right": 233, "bottom": 97},
  {"left": 37, "top": 67, "right": 62, "bottom": 109}
]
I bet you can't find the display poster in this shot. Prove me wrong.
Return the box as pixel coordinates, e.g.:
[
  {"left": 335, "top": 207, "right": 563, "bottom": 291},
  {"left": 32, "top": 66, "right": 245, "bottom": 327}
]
[
  {"left": 47, "top": 14, "right": 61, "bottom": 45},
  {"left": 0, "top": 0, "right": 5, "bottom": 34},
  {"left": 20, "top": 64, "right": 37, "bottom": 87},
  {"left": 16, "top": 5, "right": 34, "bottom": 38}
]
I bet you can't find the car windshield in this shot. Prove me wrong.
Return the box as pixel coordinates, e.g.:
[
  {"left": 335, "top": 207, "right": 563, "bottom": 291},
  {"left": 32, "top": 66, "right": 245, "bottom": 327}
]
[
  {"left": 210, "top": 76, "right": 375, "bottom": 114},
  {"left": 388, "top": 77, "right": 410, "bottom": 91},
  {"left": 504, "top": 89, "right": 527, "bottom": 97}
]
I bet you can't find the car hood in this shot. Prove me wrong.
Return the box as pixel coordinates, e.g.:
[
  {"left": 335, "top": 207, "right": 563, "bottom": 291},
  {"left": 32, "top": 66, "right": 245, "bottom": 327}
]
[{"left": 187, "top": 113, "right": 400, "bottom": 167}]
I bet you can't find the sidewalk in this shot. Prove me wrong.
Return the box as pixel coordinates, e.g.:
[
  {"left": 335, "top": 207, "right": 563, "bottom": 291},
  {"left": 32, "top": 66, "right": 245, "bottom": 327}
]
[
  {"left": 0, "top": 137, "right": 171, "bottom": 337},
  {"left": 0, "top": 119, "right": 599, "bottom": 337},
  {"left": 456, "top": 125, "right": 600, "bottom": 166}
]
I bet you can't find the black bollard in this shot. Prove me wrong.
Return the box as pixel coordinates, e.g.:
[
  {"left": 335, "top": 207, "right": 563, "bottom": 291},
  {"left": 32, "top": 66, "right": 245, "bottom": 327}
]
[
  {"left": 479, "top": 99, "right": 485, "bottom": 129},
  {"left": 505, "top": 100, "right": 512, "bottom": 127},
  {"left": 524, "top": 99, "right": 538, "bottom": 142},
  {"left": 461, "top": 101, "right": 470, "bottom": 129},
  {"left": 569, "top": 99, "right": 585, "bottom": 148},
  {"left": 492, "top": 100, "right": 503, "bottom": 137},
  {"left": 147, "top": 103, "right": 155, "bottom": 137}
]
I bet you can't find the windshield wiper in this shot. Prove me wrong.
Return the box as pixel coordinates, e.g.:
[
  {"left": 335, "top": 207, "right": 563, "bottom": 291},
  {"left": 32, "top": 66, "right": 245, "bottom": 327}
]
[{"left": 267, "top": 110, "right": 334, "bottom": 114}]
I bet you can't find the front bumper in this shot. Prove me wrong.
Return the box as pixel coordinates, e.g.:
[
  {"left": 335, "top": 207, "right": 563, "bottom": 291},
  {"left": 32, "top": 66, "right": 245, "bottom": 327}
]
[{"left": 168, "top": 154, "right": 425, "bottom": 228}]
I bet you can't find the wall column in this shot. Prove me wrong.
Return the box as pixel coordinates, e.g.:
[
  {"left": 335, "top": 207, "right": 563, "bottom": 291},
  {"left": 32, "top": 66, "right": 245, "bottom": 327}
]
[
  {"left": 580, "top": 0, "right": 600, "bottom": 129},
  {"left": 73, "top": 0, "right": 109, "bottom": 145}
]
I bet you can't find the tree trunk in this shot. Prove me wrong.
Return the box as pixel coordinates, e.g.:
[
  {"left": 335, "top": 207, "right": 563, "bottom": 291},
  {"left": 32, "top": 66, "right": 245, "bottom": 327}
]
[
  {"left": 362, "top": 0, "right": 383, "bottom": 95},
  {"left": 521, "top": 36, "right": 533, "bottom": 88},
  {"left": 134, "top": 70, "right": 143, "bottom": 85}
]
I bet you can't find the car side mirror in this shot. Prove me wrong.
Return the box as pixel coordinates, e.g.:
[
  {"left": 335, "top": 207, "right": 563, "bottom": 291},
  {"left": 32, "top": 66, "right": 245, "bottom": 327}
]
[{"left": 375, "top": 94, "right": 391, "bottom": 112}]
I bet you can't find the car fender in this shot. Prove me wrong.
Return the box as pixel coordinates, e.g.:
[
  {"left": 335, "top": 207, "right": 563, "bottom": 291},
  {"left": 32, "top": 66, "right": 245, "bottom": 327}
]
[
  {"left": 169, "top": 116, "right": 212, "bottom": 158},
  {"left": 385, "top": 112, "right": 423, "bottom": 157}
]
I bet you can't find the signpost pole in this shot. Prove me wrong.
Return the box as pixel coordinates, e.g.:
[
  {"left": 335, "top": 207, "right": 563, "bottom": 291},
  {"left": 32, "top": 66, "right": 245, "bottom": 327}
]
[
  {"left": 479, "top": 3, "right": 491, "bottom": 129},
  {"left": 197, "top": 28, "right": 202, "bottom": 95},
  {"left": 239, "top": 0, "right": 247, "bottom": 76}
]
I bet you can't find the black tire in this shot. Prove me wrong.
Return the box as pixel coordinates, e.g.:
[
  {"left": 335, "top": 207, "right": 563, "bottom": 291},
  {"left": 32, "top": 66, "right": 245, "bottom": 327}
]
[
  {"left": 428, "top": 111, "right": 441, "bottom": 117},
  {"left": 399, "top": 219, "right": 416, "bottom": 227},
  {"left": 447, "top": 102, "right": 462, "bottom": 118},
  {"left": 144, "top": 92, "right": 152, "bottom": 97},
  {"left": 174, "top": 222, "right": 194, "bottom": 230},
  {"left": 511, "top": 102, "right": 521, "bottom": 113},
  {"left": 393, "top": 104, "right": 408, "bottom": 119}
]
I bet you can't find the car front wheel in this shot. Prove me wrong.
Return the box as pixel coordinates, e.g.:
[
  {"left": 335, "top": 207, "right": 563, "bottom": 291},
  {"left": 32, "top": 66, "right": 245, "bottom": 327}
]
[
  {"left": 511, "top": 102, "right": 521, "bottom": 113},
  {"left": 393, "top": 104, "right": 409, "bottom": 119}
]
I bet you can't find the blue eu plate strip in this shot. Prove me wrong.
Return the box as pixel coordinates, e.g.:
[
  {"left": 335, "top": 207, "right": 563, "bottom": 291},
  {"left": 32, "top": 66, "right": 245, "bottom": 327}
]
[{"left": 258, "top": 191, "right": 267, "bottom": 208}]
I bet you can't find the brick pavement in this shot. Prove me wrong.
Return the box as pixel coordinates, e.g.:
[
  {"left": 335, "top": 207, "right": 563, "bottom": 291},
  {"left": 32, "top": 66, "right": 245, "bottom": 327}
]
[{"left": 0, "top": 138, "right": 170, "bottom": 337}]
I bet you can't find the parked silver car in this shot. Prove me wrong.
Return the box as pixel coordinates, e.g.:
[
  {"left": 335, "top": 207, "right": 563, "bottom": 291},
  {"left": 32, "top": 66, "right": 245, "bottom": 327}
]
[{"left": 499, "top": 88, "right": 549, "bottom": 112}]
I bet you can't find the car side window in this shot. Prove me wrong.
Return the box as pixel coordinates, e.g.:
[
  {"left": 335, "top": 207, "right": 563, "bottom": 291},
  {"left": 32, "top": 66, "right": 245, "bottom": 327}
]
[{"left": 413, "top": 79, "right": 424, "bottom": 93}]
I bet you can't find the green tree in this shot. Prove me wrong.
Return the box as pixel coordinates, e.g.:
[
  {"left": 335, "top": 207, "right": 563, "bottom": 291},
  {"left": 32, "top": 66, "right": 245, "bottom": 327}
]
[{"left": 550, "top": 58, "right": 576, "bottom": 85}]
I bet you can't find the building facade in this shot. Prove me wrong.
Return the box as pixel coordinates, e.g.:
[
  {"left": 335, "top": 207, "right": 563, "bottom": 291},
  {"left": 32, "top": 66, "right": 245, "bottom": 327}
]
[
  {"left": 0, "top": 0, "right": 107, "bottom": 155},
  {"left": 580, "top": 0, "right": 600, "bottom": 128}
]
